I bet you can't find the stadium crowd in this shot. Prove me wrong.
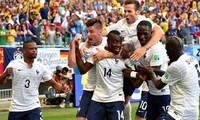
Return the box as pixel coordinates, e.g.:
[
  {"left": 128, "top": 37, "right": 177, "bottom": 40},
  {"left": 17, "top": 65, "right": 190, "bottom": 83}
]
[{"left": 0, "top": 0, "right": 200, "bottom": 46}]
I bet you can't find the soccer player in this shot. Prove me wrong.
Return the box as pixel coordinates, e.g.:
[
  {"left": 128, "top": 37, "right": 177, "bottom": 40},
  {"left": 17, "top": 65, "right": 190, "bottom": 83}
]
[
  {"left": 68, "top": 18, "right": 107, "bottom": 120},
  {"left": 100, "top": 0, "right": 164, "bottom": 61},
  {"left": 136, "top": 20, "right": 170, "bottom": 120},
  {"left": 141, "top": 36, "right": 200, "bottom": 120},
  {"left": 93, "top": 1, "right": 164, "bottom": 119},
  {"left": 75, "top": 30, "right": 125, "bottom": 119},
  {"left": 0, "top": 40, "right": 67, "bottom": 120}
]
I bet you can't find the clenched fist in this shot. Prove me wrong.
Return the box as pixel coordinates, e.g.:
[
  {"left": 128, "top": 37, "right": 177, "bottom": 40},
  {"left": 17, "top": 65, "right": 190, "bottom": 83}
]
[{"left": 4, "top": 67, "right": 13, "bottom": 76}]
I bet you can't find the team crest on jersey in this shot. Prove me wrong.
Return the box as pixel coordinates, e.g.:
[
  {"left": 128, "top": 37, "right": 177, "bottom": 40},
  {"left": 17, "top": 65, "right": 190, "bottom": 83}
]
[
  {"left": 36, "top": 70, "right": 39, "bottom": 75},
  {"left": 13, "top": 48, "right": 23, "bottom": 60},
  {"left": 153, "top": 54, "right": 159, "bottom": 61},
  {"left": 37, "top": 58, "right": 43, "bottom": 63},
  {"left": 115, "top": 59, "right": 119, "bottom": 64},
  {"left": 164, "top": 72, "right": 170, "bottom": 79}
]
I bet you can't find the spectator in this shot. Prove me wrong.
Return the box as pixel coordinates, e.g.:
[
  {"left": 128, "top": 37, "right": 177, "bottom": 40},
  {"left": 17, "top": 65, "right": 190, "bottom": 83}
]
[
  {"left": 20, "top": 23, "right": 32, "bottom": 43},
  {"left": 53, "top": 66, "right": 63, "bottom": 85},
  {"left": 0, "top": 22, "right": 7, "bottom": 45},
  {"left": 6, "top": 23, "right": 16, "bottom": 46},
  {"left": 46, "top": 24, "right": 56, "bottom": 45},
  {"left": 62, "top": 67, "right": 73, "bottom": 107},
  {"left": 165, "top": 24, "right": 176, "bottom": 37},
  {"left": 160, "top": 18, "right": 169, "bottom": 33},
  {"left": 53, "top": 7, "right": 62, "bottom": 27},
  {"left": 13, "top": 24, "right": 21, "bottom": 45},
  {"left": 19, "top": 8, "right": 27, "bottom": 23},
  {"left": 3, "top": 16, "right": 9, "bottom": 28},
  {"left": 29, "top": 19, "right": 42, "bottom": 45},
  {"left": 74, "top": 13, "right": 84, "bottom": 33},
  {"left": 54, "top": 27, "right": 62, "bottom": 45},
  {"left": 40, "top": 2, "right": 49, "bottom": 21},
  {"left": 68, "top": 20, "right": 78, "bottom": 39},
  {"left": 33, "top": 0, "right": 43, "bottom": 12},
  {"left": 9, "top": 15, "right": 18, "bottom": 26}
]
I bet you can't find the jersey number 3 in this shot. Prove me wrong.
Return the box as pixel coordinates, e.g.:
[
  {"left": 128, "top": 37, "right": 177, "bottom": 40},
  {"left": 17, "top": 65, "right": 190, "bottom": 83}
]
[{"left": 25, "top": 79, "right": 30, "bottom": 88}]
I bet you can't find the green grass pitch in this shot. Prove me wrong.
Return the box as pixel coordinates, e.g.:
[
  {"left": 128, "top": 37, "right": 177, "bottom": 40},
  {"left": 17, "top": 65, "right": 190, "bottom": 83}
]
[{"left": 0, "top": 102, "right": 200, "bottom": 120}]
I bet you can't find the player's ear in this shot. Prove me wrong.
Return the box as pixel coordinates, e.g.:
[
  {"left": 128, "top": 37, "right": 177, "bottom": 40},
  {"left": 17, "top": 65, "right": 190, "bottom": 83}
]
[
  {"left": 136, "top": 10, "right": 140, "bottom": 15},
  {"left": 99, "top": 30, "right": 102, "bottom": 35}
]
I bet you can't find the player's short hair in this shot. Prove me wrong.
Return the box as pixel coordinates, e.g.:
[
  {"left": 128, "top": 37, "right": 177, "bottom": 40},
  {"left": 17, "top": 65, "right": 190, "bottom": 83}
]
[
  {"left": 23, "top": 40, "right": 36, "bottom": 49},
  {"left": 86, "top": 18, "right": 102, "bottom": 30},
  {"left": 137, "top": 20, "right": 152, "bottom": 30},
  {"left": 107, "top": 30, "right": 124, "bottom": 42},
  {"left": 166, "top": 36, "right": 183, "bottom": 49},
  {"left": 123, "top": 43, "right": 135, "bottom": 52},
  {"left": 124, "top": 0, "right": 141, "bottom": 10}
]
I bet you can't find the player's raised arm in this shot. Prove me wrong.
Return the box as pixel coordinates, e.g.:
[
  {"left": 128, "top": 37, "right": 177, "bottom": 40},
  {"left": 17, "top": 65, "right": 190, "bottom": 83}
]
[
  {"left": 68, "top": 34, "right": 82, "bottom": 68},
  {"left": 75, "top": 41, "right": 94, "bottom": 74}
]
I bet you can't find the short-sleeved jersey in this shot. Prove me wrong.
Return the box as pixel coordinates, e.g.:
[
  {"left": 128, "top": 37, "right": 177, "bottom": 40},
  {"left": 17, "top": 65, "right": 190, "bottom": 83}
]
[
  {"left": 7, "top": 59, "right": 52, "bottom": 112},
  {"left": 144, "top": 42, "right": 170, "bottom": 95},
  {"left": 106, "top": 15, "right": 154, "bottom": 49},
  {"left": 124, "top": 58, "right": 139, "bottom": 70},
  {"left": 92, "top": 58, "right": 126, "bottom": 102},
  {"left": 125, "top": 58, "right": 149, "bottom": 92},
  {"left": 162, "top": 54, "right": 200, "bottom": 120},
  {"left": 82, "top": 37, "right": 107, "bottom": 91}
]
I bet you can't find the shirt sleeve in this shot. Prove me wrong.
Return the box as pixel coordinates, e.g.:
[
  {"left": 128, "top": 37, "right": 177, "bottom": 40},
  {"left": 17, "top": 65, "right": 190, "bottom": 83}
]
[
  {"left": 41, "top": 64, "right": 52, "bottom": 82},
  {"left": 150, "top": 52, "right": 164, "bottom": 67},
  {"left": 106, "top": 19, "right": 125, "bottom": 33},
  {"left": 161, "top": 61, "right": 186, "bottom": 86},
  {"left": 6, "top": 60, "right": 15, "bottom": 69}
]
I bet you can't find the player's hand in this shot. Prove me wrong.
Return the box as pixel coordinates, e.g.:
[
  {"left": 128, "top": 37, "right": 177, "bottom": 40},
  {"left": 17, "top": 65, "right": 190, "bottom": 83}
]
[
  {"left": 70, "top": 34, "right": 82, "bottom": 48},
  {"left": 93, "top": 48, "right": 105, "bottom": 61},
  {"left": 80, "top": 38, "right": 89, "bottom": 55},
  {"left": 74, "top": 41, "right": 80, "bottom": 53},
  {"left": 74, "top": 34, "right": 82, "bottom": 42},
  {"left": 4, "top": 67, "right": 13, "bottom": 76},
  {"left": 69, "top": 40, "right": 75, "bottom": 49},
  {"left": 137, "top": 65, "right": 154, "bottom": 76},
  {"left": 130, "top": 47, "right": 146, "bottom": 60},
  {"left": 123, "top": 66, "right": 132, "bottom": 78},
  {"left": 137, "top": 73, "right": 147, "bottom": 81}
]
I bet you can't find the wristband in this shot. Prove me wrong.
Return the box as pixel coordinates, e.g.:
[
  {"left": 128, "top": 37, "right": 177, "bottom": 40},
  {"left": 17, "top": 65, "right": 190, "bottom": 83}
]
[{"left": 130, "top": 71, "right": 137, "bottom": 78}]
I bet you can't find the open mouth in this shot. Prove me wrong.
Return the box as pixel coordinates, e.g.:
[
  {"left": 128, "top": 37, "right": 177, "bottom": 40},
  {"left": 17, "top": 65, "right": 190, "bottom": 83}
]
[
  {"left": 126, "top": 18, "right": 131, "bottom": 23},
  {"left": 113, "top": 48, "right": 120, "bottom": 53}
]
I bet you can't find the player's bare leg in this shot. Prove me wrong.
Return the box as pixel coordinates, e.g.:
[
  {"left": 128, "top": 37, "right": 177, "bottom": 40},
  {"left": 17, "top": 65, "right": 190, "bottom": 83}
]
[{"left": 124, "top": 95, "right": 131, "bottom": 120}]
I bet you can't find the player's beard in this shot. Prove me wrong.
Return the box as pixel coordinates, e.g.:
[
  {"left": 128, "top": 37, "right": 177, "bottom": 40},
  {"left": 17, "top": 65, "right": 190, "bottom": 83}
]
[{"left": 28, "top": 53, "right": 37, "bottom": 59}]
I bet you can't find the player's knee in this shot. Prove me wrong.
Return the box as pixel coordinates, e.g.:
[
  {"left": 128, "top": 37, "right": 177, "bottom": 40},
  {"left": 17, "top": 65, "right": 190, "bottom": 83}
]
[{"left": 124, "top": 100, "right": 130, "bottom": 104}]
